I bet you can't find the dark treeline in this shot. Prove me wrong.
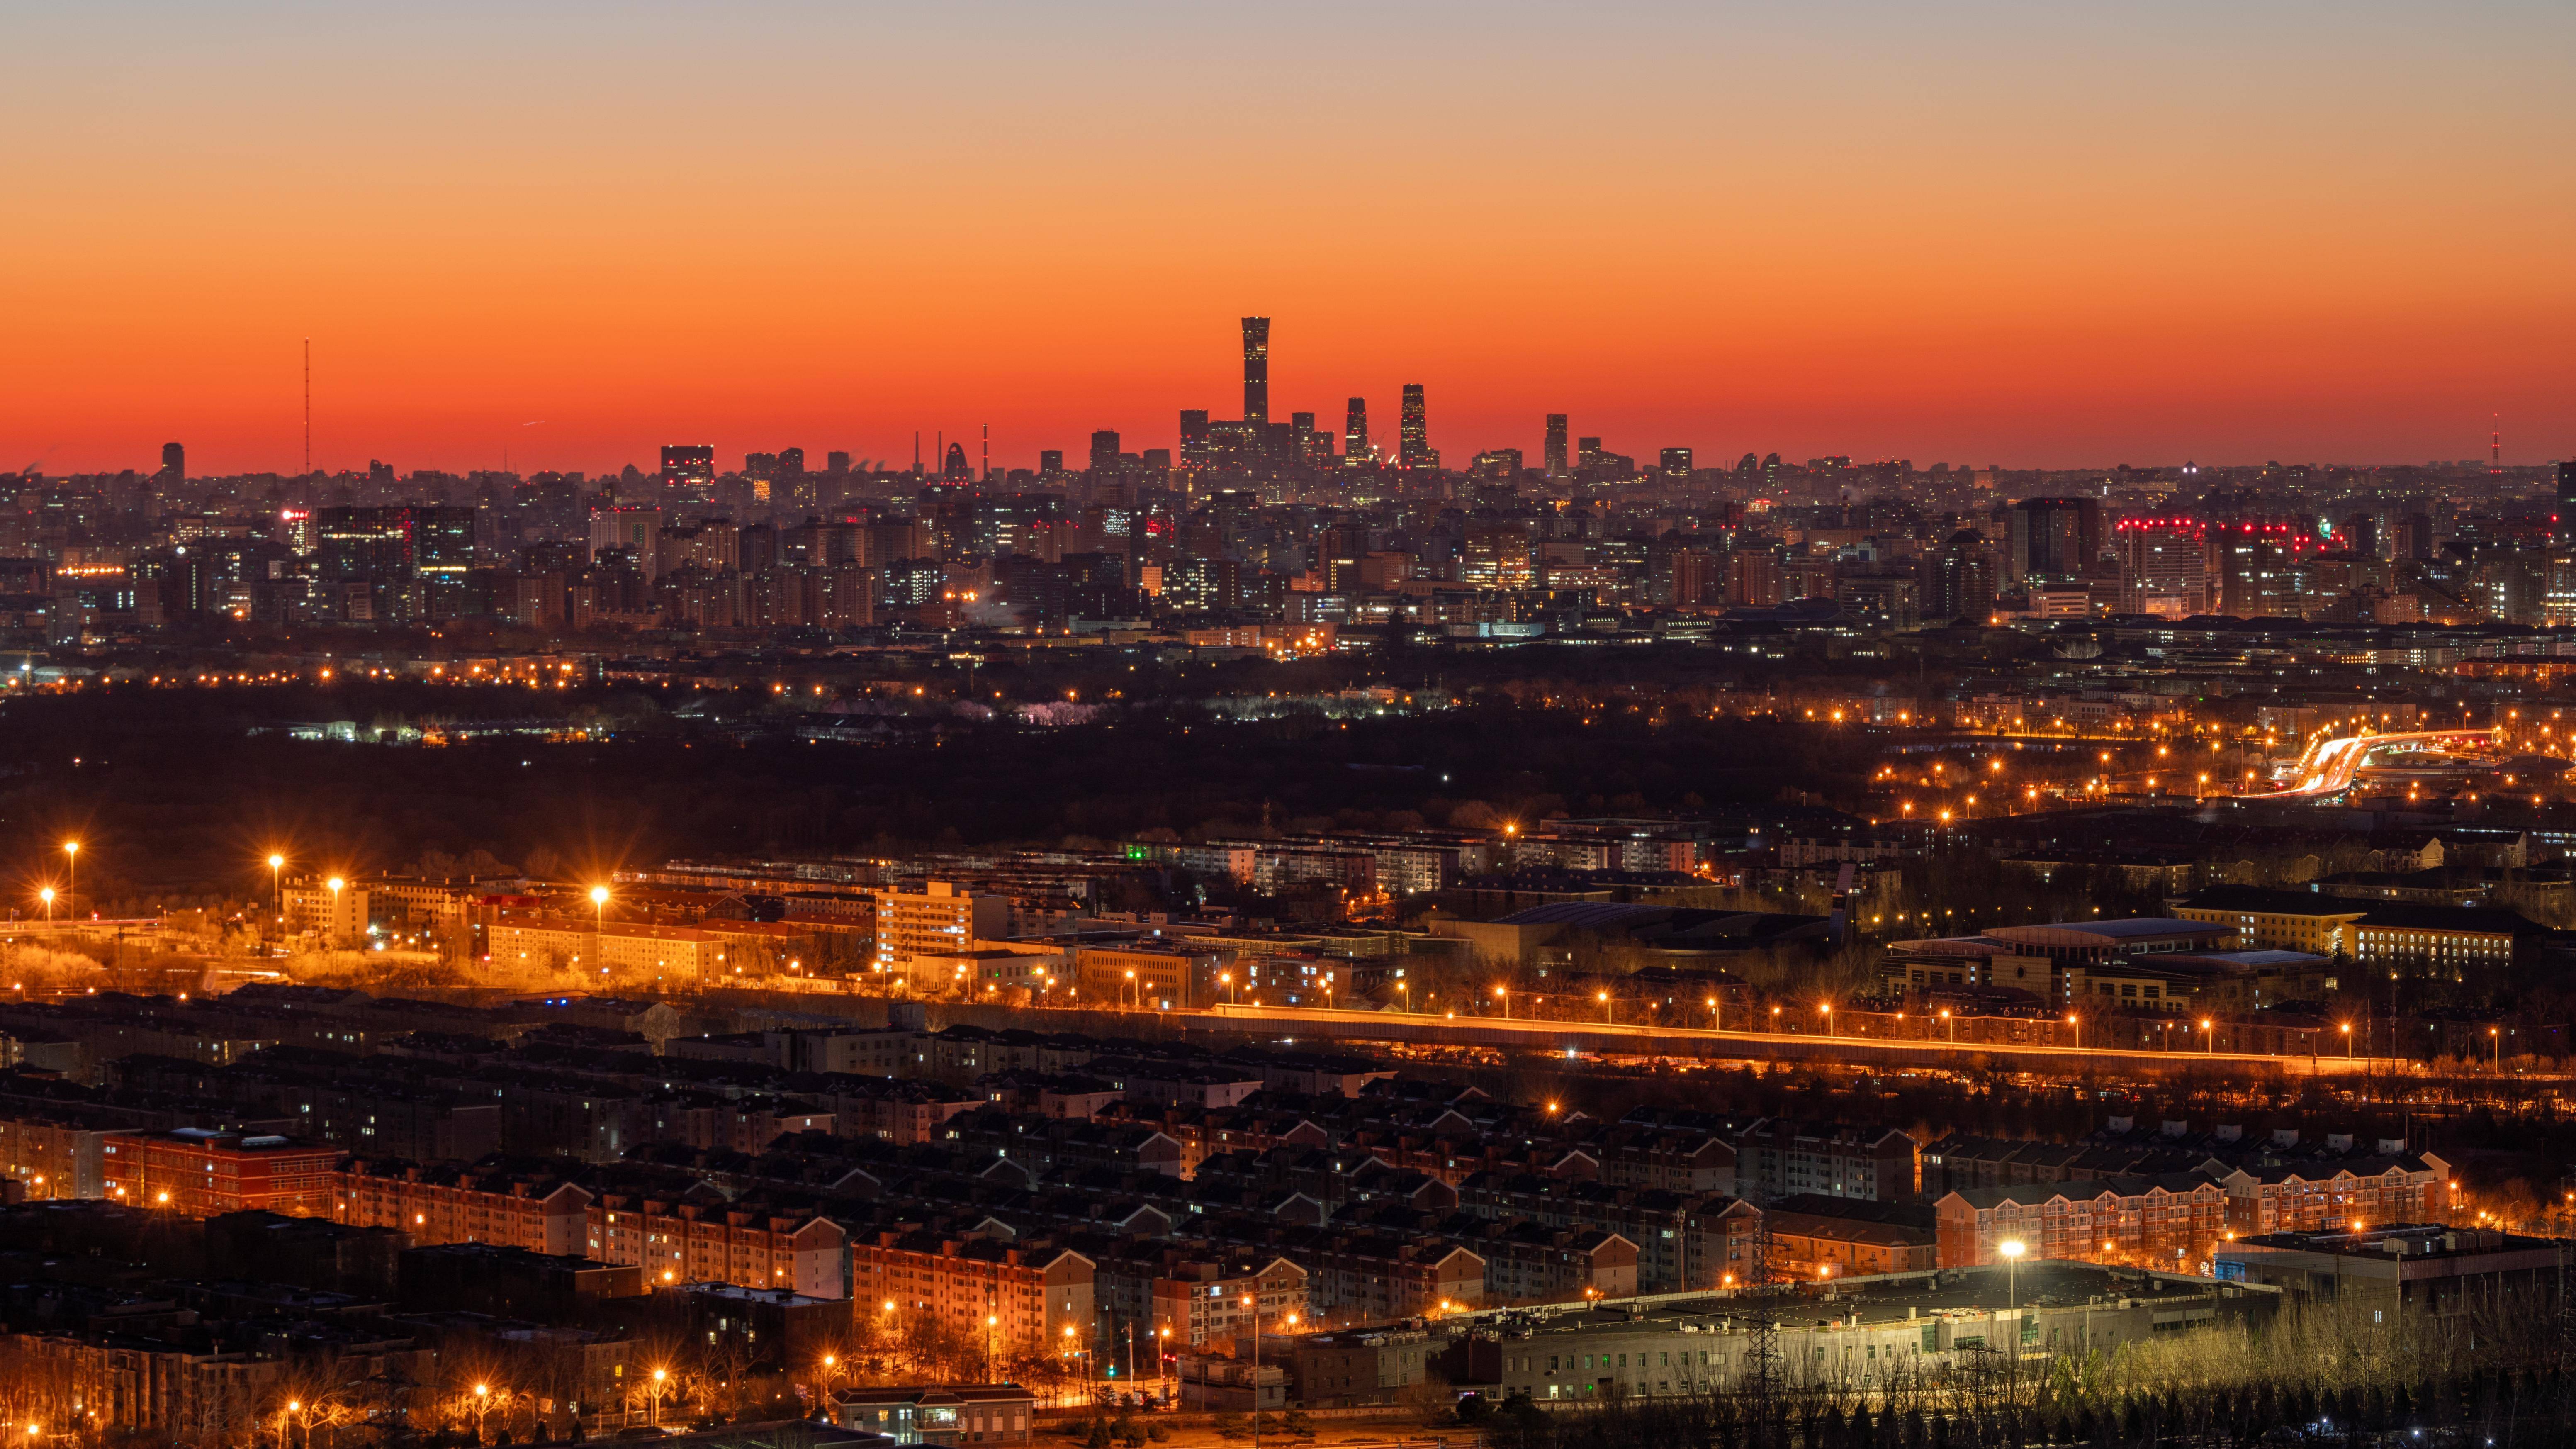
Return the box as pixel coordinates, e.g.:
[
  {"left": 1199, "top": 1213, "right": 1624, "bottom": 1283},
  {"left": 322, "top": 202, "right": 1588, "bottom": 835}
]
[{"left": 0, "top": 683, "right": 1873, "bottom": 899}]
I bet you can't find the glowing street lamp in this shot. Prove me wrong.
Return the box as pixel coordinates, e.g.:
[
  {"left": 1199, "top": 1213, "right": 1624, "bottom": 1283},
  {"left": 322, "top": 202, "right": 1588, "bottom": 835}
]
[
  {"left": 1999, "top": 1238, "right": 2025, "bottom": 1313},
  {"left": 326, "top": 877, "right": 345, "bottom": 948},
  {"left": 2065, "top": 1013, "right": 2080, "bottom": 1051},
  {"left": 1597, "top": 990, "right": 1612, "bottom": 1024},
  {"left": 267, "top": 853, "right": 287, "bottom": 937},
  {"left": 36, "top": 888, "right": 51, "bottom": 923}
]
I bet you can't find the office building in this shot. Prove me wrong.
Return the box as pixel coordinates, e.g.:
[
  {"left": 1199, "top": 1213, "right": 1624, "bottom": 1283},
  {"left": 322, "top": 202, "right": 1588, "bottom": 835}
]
[
  {"left": 1179, "top": 410, "right": 1211, "bottom": 471},
  {"left": 659, "top": 444, "right": 715, "bottom": 490},
  {"left": 1343, "top": 399, "right": 1368, "bottom": 465},
  {"left": 2004, "top": 497, "right": 2104, "bottom": 584},
  {"left": 2115, "top": 516, "right": 2212, "bottom": 616},
  {"left": 1461, "top": 523, "right": 1534, "bottom": 589},
  {"left": 1544, "top": 415, "right": 1569, "bottom": 477},
  {"left": 1088, "top": 431, "right": 1121, "bottom": 475},
  {"left": 1658, "top": 447, "right": 1693, "bottom": 481},
  {"left": 1399, "top": 384, "right": 1431, "bottom": 468},
  {"left": 1241, "top": 316, "right": 1270, "bottom": 424},
  {"left": 2216, "top": 1224, "right": 2552, "bottom": 1322},
  {"left": 158, "top": 442, "right": 184, "bottom": 489},
  {"left": 871, "top": 882, "right": 1013, "bottom": 979},
  {"left": 2558, "top": 461, "right": 2576, "bottom": 547}
]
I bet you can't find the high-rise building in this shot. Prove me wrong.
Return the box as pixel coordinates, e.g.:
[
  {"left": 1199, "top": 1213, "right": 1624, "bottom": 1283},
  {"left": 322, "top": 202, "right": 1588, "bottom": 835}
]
[
  {"left": 941, "top": 443, "right": 972, "bottom": 482},
  {"left": 1577, "top": 437, "right": 1603, "bottom": 471},
  {"left": 2212, "top": 521, "right": 2312, "bottom": 618},
  {"left": 659, "top": 445, "right": 715, "bottom": 491},
  {"left": 2004, "top": 497, "right": 2104, "bottom": 584},
  {"left": 1927, "top": 530, "right": 1997, "bottom": 621},
  {"left": 1178, "top": 411, "right": 1211, "bottom": 471},
  {"left": 777, "top": 446, "right": 805, "bottom": 477},
  {"left": 826, "top": 451, "right": 852, "bottom": 476},
  {"left": 1544, "top": 416, "right": 1569, "bottom": 478},
  {"left": 1088, "top": 431, "right": 1121, "bottom": 475},
  {"left": 2556, "top": 461, "right": 2576, "bottom": 547},
  {"left": 2114, "top": 517, "right": 2211, "bottom": 617},
  {"left": 1039, "top": 449, "right": 1065, "bottom": 475},
  {"left": 1241, "top": 317, "right": 1270, "bottom": 424},
  {"left": 1399, "top": 385, "right": 1431, "bottom": 468},
  {"left": 1659, "top": 448, "right": 1694, "bottom": 482},
  {"left": 589, "top": 505, "right": 666, "bottom": 577},
  {"left": 159, "top": 442, "right": 185, "bottom": 489},
  {"left": 1343, "top": 399, "right": 1368, "bottom": 465},
  {"left": 1461, "top": 523, "right": 1533, "bottom": 589},
  {"left": 2394, "top": 513, "right": 2434, "bottom": 561}
]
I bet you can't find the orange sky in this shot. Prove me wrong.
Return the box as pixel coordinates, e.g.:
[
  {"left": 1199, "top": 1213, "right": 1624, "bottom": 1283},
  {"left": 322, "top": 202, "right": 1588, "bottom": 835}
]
[{"left": 4, "top": 2, "right": 2572, "bottom": 475}]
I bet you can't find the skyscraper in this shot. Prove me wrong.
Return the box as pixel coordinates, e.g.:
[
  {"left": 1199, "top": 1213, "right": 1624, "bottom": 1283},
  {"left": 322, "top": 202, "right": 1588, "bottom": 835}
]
[
  {"left": 1179, "top": 410, "right": 1211, "bottom": 471},
  {"left": 1241, "top": 317, "right": 1270, "bottom": 424},
  {"left": 1658, "top": 448, "right": 1693, "bottom": 481},
  {"left": 1344, "top": 399, "right": 1368, "bottom": 465},
  {"left": 659, "top": 445, "right": 716, "bottom": 490},
  {"left": 159, "top": 442, "right": 185, "bottom": 489},
  {"left": 2004, "top": 497, "right": 2104, "bottom": 583},
  {"left": 1544, "top": 416, "right": 1569, "bottom": 477},
  {"left": 941, "top": 443, "right": 972, "bottom": 482},
  {"left": 2115, "top": 516, "right": 2211, "bottom": 617},
  {"left": 2557, "top": 461, "right": 2576, "bottom": 547},
  {"left": 1089, "top": 431, "right": 1121, "bottom": 474},
  {"left": 1398, "top": 384, "right": 1430, "bottom": 468}
]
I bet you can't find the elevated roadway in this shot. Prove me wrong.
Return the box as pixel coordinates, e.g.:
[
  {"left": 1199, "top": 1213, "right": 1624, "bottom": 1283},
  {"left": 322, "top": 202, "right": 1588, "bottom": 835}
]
[{"left": 1189, "top": 1001, "right": 2388, "bottom": 1076}]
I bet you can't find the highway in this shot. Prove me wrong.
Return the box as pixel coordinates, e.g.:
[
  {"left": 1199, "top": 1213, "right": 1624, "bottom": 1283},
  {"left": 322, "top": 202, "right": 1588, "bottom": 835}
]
[
  {"left": 2257, "top": 728, "right": 2498, "bottom": 797},
  {"left": 1185, "top": 1002, "right": 2386, "bottom": 1076}
]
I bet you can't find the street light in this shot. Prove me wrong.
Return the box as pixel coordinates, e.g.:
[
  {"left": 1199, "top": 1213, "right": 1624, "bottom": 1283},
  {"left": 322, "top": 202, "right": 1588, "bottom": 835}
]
[
  {"left": 472, "top": 1384, "right": 490, "bottom": 1443},
  {"left": 1597, "top": 990, "right": 1612, "bottom": 1025},
  {"left": 1245, "top": 1292, "right": 1262, "bottom": 1449},
  {"left": 1705, "top": 995, "right": 1721, "bottom": 1032},
  {"left": 1999, "top": 1238, "right": 2025, "bottom": 1313},
  {"left": 267, "top": 853, "right": 286, "bottom": 940},
  {"left": 61, "top": 842, "right": 75, "bottom": 919},
  {"left": 2201, "top": 1018, "right": 2215, "bottom": 1054},
  {"left": 326, "top": 877, "right": 345, "bottom": 949},
  {"left": 1492, "top": 985, "right": 1508, "bottom": 1019},
  {"left": 1819, "top": 1001, "right": 1833, "bottom": 1038},
  {"left": 591, "top": 884, "right": 610, "bottom": 936},
  {"left": 2341, "top": 1022, "right": 2353, "bottom": 1059},
  {"left": 2065, "top": 1013, "right": 2080, "bottom": 1051},
  {"left": 36, "top": 888, "right": 51, "bottom": 923}
]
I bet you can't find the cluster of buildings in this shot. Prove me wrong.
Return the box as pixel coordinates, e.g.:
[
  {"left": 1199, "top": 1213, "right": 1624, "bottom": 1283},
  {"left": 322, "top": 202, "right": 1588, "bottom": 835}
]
[
  {"left": 0, "top": 970, "right": 2544, "bottom": 1433},
  {"left": 7, "top": 317, "right": 2575, "bottom": 650}
]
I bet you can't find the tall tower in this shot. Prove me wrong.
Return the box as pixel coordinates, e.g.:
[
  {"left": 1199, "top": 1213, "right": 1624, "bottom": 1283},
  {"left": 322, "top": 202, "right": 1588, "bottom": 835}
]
[
  {"left": 1544, "top": 415, "right": 1569, "bottom": 477},
  {"left": 1241, "top": 317, "right": 1270, "bottom": 424},
  {"left": 1344, "top": 398, "right": 1369, "bottom": 465},
  {"left": 159, "top": 442, "right": 185, "bottom": 488},
  {"left": 1399, "top": 384, "right": 1429, "bottom": 468}
]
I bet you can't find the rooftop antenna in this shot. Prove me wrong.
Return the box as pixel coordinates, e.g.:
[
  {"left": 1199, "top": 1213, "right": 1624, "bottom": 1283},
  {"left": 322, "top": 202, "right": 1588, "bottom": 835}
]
[
  {"left": 302, "top": 338, "right": 312, "bottom": 475},
  {"left": 982, "top": 423, "right": 989, "bottom": 482},
  {"left": 913, "top": 431, "right": 922, "bottom": 476},
  {"left": 2491, "top": 414, "right": 2501, "bottom": 474}
]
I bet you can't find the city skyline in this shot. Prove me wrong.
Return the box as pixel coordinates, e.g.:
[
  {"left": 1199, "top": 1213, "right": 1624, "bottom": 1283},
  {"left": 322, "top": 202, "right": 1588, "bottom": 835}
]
[{"left": 5, "top": 3, "right": 2574, "bottom": 475}]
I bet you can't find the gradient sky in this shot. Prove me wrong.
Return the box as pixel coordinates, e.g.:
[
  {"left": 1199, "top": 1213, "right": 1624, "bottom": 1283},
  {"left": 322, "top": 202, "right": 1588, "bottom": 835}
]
[{"left": 4, "top": 1, "right": 2572, "bottom": 477}]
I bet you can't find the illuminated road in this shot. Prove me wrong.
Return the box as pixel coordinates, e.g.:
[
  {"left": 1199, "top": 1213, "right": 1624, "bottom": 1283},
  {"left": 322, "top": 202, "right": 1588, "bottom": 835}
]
[
  {"left": 1194, "top": 1002, "right": 2391, "bottom": 1076},
  {"left": 2257, "top": 728, "right": 2498, "bottom": 797}
]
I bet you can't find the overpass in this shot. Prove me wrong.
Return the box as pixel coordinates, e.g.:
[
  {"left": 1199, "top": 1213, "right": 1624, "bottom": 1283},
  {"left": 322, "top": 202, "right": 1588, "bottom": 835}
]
[{"left": 2259, "top": 728, "right": 2499, "bottom": 797}]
